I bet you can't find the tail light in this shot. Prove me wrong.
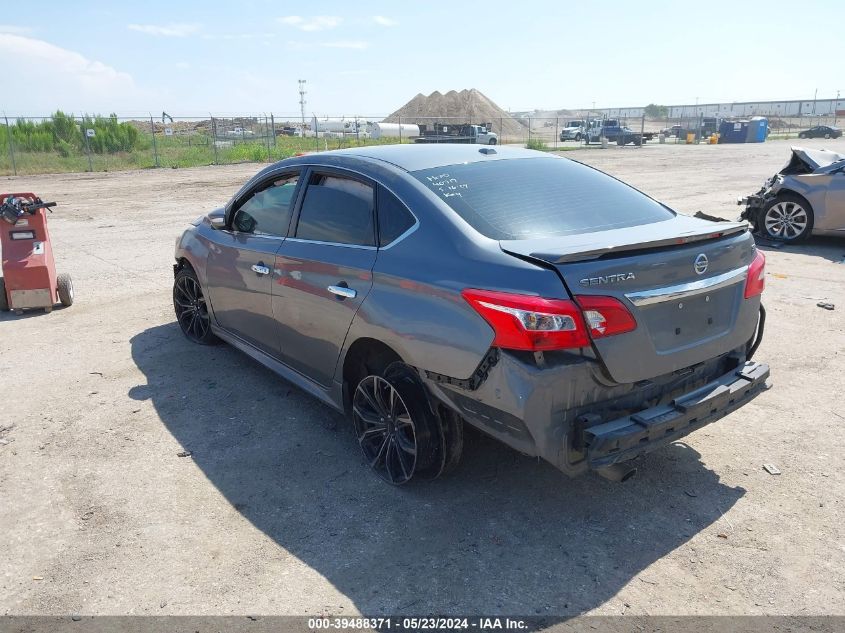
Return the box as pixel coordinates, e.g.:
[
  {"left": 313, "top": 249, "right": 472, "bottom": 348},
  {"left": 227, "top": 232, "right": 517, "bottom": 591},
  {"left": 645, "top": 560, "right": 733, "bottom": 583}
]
[
  {"left": 461, "top": 289, "right": 589, "bottom": 351},
  {"left": 744, "top": 250, "right": 766, "bottom": 298},
  {"left": 461, "top": 289, "right": 636, "bottom": 352},
  {"left": 574, "top": 296, "right": 638, "bottom": 339}
]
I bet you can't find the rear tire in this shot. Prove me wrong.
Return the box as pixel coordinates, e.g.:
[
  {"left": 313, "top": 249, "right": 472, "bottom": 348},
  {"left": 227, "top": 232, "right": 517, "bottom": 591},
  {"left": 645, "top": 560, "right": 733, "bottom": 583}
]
[
  {"left": 824, "top": 133, "right": 831, "bottom": 139},
  {"left": 759, "top": 193, "right": 813, "bottom": 242},
  {"left": 57, "top": 273, "right": 74, "bottom": 307},
  {"left": 0, "top": 277, "right": 8, "bottom": 311},
  {"left": 351, "top": 362, "right": 461, "bottom": 484}
]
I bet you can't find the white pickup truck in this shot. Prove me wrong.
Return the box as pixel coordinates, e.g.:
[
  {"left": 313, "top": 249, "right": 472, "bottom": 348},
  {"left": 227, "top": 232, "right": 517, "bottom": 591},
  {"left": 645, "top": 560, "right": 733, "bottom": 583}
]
[{"left": 226, "top": 127, "right": 255, "bottom": 137}]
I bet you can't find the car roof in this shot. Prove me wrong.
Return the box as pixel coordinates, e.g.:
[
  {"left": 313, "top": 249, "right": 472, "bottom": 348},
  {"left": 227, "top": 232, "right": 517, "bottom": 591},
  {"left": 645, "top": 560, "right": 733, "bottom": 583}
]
[{"left": 312, "top": 144, "right": 551, "bottom": 172}]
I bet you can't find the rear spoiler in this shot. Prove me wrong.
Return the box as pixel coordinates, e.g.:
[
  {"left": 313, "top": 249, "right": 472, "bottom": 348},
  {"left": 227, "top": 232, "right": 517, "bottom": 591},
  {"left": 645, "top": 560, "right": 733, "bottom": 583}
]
[{"left": 500, "top": 216, "right": 748, "bottom": 264}]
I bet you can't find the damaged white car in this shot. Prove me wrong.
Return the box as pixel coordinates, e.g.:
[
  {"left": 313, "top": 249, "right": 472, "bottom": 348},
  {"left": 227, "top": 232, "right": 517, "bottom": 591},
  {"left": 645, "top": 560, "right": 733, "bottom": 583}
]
[{"left": 739, "top": 147, "right": 845, "bottom": 242}]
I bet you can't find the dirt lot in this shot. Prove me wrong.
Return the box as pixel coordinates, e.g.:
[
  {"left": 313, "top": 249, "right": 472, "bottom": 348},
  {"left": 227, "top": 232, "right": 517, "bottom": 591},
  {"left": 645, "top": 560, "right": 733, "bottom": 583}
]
[{"left": 1, "top": 138, "right": 843, "bottom": 618}]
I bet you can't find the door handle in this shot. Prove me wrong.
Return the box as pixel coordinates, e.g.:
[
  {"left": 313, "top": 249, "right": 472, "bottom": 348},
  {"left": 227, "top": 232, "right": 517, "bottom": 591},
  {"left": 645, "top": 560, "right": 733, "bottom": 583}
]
[
  {"left": 327, "top": 285, "right": 357, "bottom": 299},
  {"left": 251, "top": 264, "right": 270, "bottom": 275}
]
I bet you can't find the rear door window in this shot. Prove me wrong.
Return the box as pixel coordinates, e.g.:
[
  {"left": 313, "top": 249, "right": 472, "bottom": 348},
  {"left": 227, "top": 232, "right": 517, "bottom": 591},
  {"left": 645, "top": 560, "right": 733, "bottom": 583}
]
[
  {"left": 412, "top": 157, "right": 674, "bottom": 240},
  {"left": 295, "top": 173, "right": 375, "bottom": 246}
]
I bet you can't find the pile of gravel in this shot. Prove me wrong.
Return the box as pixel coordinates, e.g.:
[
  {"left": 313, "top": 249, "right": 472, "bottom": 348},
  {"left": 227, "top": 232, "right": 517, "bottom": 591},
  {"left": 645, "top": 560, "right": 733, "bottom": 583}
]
[{"left": 383, "top": 89, "right": 526, "bottom": 136}]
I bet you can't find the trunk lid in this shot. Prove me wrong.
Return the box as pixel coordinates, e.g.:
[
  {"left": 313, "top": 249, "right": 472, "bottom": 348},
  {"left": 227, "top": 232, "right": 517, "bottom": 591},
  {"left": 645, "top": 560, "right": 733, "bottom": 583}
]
[{"left": 501, "top": 216, "right": 759, "bottom": 384}]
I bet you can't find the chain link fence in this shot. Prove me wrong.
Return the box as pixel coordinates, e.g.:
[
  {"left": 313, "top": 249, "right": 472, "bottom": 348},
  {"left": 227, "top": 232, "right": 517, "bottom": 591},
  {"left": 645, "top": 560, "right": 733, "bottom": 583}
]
[
  {"left": 2, "top": 109, "right": 843, "bottom": 176},
  {"left": 0, "top": 113, "right": 409, "bottom": 176}
]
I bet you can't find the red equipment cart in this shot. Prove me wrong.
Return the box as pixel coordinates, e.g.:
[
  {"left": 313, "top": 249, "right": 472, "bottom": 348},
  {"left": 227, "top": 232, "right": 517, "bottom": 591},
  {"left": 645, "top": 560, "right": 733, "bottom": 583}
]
[{"left": 0, "top": 193, "right": 74, "bottom": 314}]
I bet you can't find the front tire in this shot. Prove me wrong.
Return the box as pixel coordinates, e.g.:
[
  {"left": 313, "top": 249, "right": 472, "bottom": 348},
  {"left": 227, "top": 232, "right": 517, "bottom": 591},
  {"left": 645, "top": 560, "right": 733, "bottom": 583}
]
[
  {"left": 798, "top": 133, "right": 807, "bottom": 139},
  {"left": 760, "top": 193, "right": 813, "bottom": 242},
  {"left": 57, "top": 273, "right": 74, "bottom": 307},
  {"left": 173, "top": 267, "right": 219, "bottom": 344},
  {"left": 824, "top": 133, "right": 831, "bottom": 139},
  {"left": 488, "top": 138, "right": 497, "bottom": 145}
]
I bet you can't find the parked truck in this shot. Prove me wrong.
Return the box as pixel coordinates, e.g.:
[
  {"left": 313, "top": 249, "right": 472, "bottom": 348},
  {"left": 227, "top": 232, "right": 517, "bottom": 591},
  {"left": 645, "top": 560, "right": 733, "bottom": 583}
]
[
  {"left": 415, "top": 123, "right": 498, "bottom": 145},
  {"left": 584, "top": 118, "right": 656, "bottom": 144},
  {"left": 559, "top": 120, "right": 585, "bottom": 141}
]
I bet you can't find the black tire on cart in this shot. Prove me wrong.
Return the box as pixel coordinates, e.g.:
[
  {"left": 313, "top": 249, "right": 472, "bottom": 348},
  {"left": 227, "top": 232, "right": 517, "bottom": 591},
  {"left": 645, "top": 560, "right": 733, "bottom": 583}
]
[
  {"left": 57, "top": 273, "right": 74, "bottom": 307},
  {"left": 0, "top": 277, "right": 8, "bottom": 311}
]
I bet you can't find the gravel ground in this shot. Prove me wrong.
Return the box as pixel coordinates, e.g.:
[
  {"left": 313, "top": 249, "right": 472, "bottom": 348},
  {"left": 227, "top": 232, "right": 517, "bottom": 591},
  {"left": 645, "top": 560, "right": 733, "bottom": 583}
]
[{"left": 1, "top": 137, "right": 843, "bottom": 618}]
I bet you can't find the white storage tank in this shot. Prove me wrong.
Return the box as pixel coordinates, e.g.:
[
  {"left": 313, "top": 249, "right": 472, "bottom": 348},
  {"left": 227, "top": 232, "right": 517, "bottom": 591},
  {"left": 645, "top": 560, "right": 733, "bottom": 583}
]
[
  {"left": 314, "top": 118, "right": 351, "bottom": 133},
  {"left": 371, "top": 122, "right": 420, "bottom": 139}
]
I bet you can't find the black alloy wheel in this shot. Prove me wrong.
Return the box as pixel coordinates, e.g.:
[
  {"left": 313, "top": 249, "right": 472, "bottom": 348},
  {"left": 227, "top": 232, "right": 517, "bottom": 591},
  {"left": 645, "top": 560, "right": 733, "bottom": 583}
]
[
  {"left": 173, "top": 268, "right": 218, "bottom": 344},
  {"left": 352, "top": 375, "right": 419, "bottom": 485}
]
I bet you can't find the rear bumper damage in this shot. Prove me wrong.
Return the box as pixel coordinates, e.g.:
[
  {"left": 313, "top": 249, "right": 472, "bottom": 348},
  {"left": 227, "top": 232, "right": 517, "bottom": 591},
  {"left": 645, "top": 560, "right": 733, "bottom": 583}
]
[
  {"left": 424, "top": 307, "right": 770, "bottom": 478},
  {"left": 581, "top": 360, "right": 770, "bottom": 469}
]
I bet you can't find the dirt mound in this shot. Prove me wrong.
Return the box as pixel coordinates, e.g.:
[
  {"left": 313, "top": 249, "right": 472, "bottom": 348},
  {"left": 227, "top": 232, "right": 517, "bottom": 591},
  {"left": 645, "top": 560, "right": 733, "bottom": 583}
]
[{"left": 384, "top": 89, "right": 525, "bottom": 136}]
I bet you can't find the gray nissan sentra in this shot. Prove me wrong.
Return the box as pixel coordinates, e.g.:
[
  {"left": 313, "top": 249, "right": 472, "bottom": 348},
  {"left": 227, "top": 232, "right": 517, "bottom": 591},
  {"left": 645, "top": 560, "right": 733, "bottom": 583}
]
[{"left": 173, "top": 145, "right": 770, "bottom": 484}]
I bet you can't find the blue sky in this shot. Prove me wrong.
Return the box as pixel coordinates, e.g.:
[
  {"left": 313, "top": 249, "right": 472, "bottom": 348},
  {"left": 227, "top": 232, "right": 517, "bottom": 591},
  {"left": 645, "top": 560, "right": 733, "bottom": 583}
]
[{"left": 1, "top": 0, "right": 842, "bottom": 117}]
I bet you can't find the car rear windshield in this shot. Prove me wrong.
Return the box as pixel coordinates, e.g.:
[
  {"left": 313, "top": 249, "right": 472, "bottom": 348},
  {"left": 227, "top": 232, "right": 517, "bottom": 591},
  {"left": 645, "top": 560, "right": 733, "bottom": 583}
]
[{"left": 411, "top": 157, "right": 675, "bottom": 240}]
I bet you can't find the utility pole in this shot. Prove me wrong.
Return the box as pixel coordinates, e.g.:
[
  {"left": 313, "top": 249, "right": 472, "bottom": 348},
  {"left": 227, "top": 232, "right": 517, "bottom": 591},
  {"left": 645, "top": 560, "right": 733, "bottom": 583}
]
[
  {"left": 813, "top": 88, "right": 817, "bottom": 115},
  {"left": 298, "top": 79, "right": 307, "bottom": 137},
  {"left": 835, "top": 90, "right": 840, "bottom": 128},
  {"left": 4, "top": 114, "right": 16, "bottom": 176}
]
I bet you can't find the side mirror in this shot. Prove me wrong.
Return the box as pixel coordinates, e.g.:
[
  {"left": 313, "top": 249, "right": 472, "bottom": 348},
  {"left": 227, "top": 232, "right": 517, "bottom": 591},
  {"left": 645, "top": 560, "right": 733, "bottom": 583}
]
[{"left": 210, "top": 216, "right": 226, "bottom": 230}]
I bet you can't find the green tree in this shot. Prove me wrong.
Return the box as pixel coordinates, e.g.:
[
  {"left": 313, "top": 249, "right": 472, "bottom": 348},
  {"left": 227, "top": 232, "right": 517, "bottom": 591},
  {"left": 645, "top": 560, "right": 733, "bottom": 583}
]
[{"left": 644, "top": 103, "right": 668, "bottom": 118}]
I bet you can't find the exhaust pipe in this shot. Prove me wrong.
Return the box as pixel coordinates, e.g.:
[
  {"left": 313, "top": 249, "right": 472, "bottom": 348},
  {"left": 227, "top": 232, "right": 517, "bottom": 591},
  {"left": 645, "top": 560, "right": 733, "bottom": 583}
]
[{"left": 596, "top": 463, "right": 637, "bottom": 483}]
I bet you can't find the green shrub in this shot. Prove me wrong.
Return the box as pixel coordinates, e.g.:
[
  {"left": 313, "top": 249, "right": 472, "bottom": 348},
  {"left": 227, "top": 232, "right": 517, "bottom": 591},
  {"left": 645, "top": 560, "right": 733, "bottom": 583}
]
[
  {"left": 526, "top": 137, "right": 547, "bottom": 150},
  {"left": 52, "top": 111, "right": 82, "bottom": 148},
  {"left": 1, "top": 112, "right": 145, "bottom": 156},
  {"left": 56, "top": 140, "right": 73, "bottom": 158}
]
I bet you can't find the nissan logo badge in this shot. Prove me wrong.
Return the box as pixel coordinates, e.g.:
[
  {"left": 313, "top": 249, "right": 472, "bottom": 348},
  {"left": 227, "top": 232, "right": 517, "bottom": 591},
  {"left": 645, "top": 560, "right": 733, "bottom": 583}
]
[{"left": 694, "top": 253, "right": 709, "bottom": 275}]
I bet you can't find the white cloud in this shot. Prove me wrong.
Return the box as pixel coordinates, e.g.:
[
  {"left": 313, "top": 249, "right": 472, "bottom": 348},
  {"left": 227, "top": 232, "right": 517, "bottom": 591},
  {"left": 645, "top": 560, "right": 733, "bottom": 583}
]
[
  {"left": 0, "top": 34, "right": 142, "bottom": 113},
  {"left": 202, "top": 31, "right": 275, "bottom": 41},
  {"left": 0, "top": 24, "right": 32, "bottom": 35},
  {"left": 278, "top": 15, "right": 342, "bottom": 31},
  {"left": 320, "top": 40, "right": 369, "bottom": 50},
  {"left": 372, "top": 16, "right": 397, "bottom": 27},
  {"left": 128, "top": 23, "right": 201, "bottom": 37}
]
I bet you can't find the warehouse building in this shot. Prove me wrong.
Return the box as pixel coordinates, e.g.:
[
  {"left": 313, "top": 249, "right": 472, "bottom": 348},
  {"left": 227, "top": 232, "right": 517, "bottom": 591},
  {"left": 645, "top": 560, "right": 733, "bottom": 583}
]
[{"left": 599, "top": 97, "right": 843, "bottom": 119}]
